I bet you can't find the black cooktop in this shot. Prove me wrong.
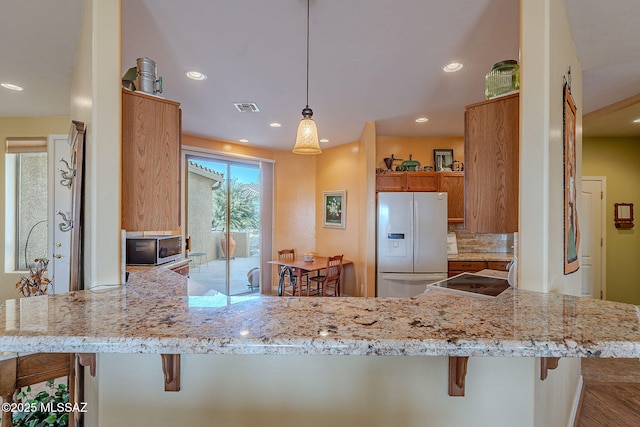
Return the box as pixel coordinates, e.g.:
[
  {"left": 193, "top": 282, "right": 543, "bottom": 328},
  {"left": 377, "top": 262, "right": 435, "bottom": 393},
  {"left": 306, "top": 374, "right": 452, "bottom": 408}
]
[{"left": 427, "top": 273, "right": 511, "bottom": 298}]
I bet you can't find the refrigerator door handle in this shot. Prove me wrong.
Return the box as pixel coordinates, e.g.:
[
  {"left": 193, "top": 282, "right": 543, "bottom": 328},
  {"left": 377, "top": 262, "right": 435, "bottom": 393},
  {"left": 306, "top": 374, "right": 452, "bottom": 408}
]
[{"left": 414, "top": 198, "right": 419, "bottom": 260}]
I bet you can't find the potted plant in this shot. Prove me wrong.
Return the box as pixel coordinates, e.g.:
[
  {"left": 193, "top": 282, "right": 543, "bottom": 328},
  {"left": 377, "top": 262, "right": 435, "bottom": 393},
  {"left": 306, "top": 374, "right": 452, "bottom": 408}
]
[
  {"left": 4, "top": 260, "right": 68, "bottom": 426},
  {"left": 10, "top": 380, "right": 70, "bottom": 426}
]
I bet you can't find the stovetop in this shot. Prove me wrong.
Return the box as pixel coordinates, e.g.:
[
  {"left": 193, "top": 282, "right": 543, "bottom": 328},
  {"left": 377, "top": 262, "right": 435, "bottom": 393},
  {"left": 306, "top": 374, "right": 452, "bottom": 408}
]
[{"left": 427, "top": 273, "right": 511, "bottom": 298}]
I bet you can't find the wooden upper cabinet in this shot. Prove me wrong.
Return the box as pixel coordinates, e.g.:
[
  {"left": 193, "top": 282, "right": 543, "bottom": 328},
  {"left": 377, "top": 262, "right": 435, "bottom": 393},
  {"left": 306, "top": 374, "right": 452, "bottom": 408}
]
[
  {"left": 122, "top": 89, "right": 181, "bottom": 231},
  {"left": 437, "top": 172, "right": 465, "bottom": 223},
  {"left": 376, "top": 172, "right": 407, "bottom": 191},
  {"left": 464, "top": 93, "right": 519, "bottom": 233},
  {"left": 376, "top": 171, "right": 437, "bottom": 192},
  {"left": 406, "top": 172, "right": 437, "bottom": 191}
]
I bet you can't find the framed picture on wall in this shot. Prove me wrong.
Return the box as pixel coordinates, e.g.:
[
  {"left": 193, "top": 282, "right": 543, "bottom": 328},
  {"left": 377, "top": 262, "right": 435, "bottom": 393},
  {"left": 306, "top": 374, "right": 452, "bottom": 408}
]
[
  {"left": 323, "top": 190, "right": 346, "bottom": 229},
  {"left": 434, "top": 149, "right": 454, "bottom": 171},
  {"left": 563, "top": 81, "right": 580, "bottom": 275}
]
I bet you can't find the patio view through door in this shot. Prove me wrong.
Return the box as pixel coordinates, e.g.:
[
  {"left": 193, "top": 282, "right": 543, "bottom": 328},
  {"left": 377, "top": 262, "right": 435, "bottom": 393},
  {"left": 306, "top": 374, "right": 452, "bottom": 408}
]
[{"left": 186, "top": 155, "right": 261, "bottom": 296}]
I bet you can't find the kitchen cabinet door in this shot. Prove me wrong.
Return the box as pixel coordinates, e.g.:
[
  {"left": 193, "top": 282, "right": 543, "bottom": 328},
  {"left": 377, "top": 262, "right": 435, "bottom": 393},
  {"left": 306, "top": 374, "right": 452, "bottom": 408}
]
[
  {"left": 122, "top": 89, "right": 181, "bottom": 231},
  {"left": 375, "top": 172, "right": 437, "bottom": 192},
  {"left": 376, "top": 172, "right": 407, "bottom": 191},
  {"left": 464, "top": 93, "right": 519, "bottom": 233},
  {"left": 448, "top": 260, "right": 510, "bottom": 277},
  {"left": 406, "top": 172, "right": 437, "bottom": 191},
  {"left": 437, "top": 172, "right": 464, "bottom": 223}
]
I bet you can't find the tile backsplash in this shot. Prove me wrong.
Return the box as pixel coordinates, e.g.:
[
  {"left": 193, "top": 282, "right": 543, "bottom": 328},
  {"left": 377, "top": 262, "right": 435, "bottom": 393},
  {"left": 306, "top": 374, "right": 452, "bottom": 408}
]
[{"left": 451, "top": 228, "right": 516, "bottom": 253}]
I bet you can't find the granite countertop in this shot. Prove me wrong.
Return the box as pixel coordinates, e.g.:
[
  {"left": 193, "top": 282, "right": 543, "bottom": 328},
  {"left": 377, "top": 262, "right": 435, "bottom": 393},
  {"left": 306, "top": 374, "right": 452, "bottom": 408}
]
[
  {"left": 0, "top": 268, "right": 638, "bottom": 358},
  {"left": 448, "top": 252, "right": 514, "bottom": 262}
]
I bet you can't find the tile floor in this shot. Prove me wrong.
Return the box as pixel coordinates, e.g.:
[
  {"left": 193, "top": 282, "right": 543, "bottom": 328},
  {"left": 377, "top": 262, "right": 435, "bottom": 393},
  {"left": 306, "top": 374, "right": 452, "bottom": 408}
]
[{"left": 187, "top": 254, "right": 262, "bottom": 296}]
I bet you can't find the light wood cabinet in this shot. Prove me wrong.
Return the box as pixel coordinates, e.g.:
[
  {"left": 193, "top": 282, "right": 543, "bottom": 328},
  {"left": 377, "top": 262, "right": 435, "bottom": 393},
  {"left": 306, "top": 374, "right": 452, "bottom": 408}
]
[
  {"left": 464, "top": 93, "right": 519, "bottom": 233},
  {"left": 437, "top": 172, "right": 464, "bottom": 223},
  {"left": 376, "top": 172, "right": 407, "bottom": 191},
  {"left": 122, "top": 89, "right": 181, "bottom": 231},
  {"left": 376, "top": 171, "right": 437, "bottom": 192},
  {"left": 405, "top": 172, "right": 438, "bottom": 191}
]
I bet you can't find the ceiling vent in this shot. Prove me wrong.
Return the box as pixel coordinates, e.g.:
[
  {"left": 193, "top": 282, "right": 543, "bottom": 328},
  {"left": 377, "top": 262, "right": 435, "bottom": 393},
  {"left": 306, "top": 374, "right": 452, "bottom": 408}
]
[{"left": 234, "top": 102, "right": 260, "bottom": 113}]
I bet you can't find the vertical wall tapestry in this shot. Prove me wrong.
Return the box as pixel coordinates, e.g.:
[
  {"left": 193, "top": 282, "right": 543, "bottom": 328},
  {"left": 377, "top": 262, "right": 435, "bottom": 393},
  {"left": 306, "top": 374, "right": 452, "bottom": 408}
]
[{"left": 563, "top": 77, "right": 580, "bottom": 274}]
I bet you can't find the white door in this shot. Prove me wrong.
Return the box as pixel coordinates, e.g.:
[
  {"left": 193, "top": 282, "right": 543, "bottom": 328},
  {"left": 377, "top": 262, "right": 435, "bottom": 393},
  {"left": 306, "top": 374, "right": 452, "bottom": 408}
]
[
  {"left": 580, "top": 177, "right": 606, "bottom": 299},
  {"left": 48, "top": 134, "right": 72, "bottom": 293}
]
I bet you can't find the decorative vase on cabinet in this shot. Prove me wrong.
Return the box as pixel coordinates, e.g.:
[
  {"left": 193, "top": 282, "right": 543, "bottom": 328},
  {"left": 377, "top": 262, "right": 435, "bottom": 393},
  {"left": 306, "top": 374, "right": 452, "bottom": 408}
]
[{"left": 121, "top": 89, "right": 182, "bottom": 231}]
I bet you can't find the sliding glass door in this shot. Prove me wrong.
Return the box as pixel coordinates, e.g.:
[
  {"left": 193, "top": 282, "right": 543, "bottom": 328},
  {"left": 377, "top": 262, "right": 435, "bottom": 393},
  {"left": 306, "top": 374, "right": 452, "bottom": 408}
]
[{"left": 186, "top": 155, "right": 262, "bottom": 296}]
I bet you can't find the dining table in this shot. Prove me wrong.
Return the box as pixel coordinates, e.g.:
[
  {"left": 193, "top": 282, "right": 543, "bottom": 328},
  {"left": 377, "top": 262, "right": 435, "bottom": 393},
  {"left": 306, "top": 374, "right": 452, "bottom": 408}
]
[{"left": 268, "top": 256, "right": 351, "bottom": 296}]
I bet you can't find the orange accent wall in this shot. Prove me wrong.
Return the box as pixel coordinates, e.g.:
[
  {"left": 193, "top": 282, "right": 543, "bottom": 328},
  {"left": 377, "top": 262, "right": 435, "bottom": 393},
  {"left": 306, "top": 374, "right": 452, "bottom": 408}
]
[
  {"left": 315, "top": 142, "right": 361, "bottom": 296},
  {"left": 273, "top": 151, "right": 317, "bottom": 259},
  {"left": 376, "top": 136, "right": 464, "bottom": 170}
]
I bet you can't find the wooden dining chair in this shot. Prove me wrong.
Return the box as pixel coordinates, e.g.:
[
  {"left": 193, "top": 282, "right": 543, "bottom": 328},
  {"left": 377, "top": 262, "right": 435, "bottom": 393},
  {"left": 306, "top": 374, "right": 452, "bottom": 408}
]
[
  {"left": 308, "top": 254, "right": 343, "bottom": 297},
  {"left": 278, "top": 249, "right": 306, "bottom": 296}
]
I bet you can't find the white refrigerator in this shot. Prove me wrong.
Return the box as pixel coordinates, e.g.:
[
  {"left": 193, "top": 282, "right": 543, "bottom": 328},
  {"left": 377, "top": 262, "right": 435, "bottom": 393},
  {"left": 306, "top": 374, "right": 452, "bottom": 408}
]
[{"left": 377, "top": 192, "right": 448, "bottom": 297}]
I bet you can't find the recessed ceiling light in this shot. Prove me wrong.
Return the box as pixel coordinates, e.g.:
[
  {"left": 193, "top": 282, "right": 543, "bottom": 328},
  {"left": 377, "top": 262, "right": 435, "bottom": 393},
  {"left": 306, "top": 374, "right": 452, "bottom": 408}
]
[
  {"left": 443, "top": 62, "right": 464, "bottom": 73},
  {"left": 186, "top": 71, "right": 207, "bottom": 81},
  {"left": 320, "top": 139, "right": 329, "bottom": 143},
  {"left": 1, "top": 83, "right": 24, "bottom": 91},
  {"left": 633, "top": 118, "right": 640, "bottom": 123},
  {"left": 239, "top": 139, "right": 249, "bottom": 143},
  {"left": 415, "top": 117, "right": 429, "bottom": 123},
  {"left": 270, "top": 122, "right": 282, "bottom": 128}
]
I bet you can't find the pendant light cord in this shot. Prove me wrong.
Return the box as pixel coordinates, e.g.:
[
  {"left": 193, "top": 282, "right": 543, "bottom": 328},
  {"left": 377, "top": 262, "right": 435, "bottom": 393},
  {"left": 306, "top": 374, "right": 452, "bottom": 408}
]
[{"left": 306, "top": 0, "right": 310, "bottom": 108}]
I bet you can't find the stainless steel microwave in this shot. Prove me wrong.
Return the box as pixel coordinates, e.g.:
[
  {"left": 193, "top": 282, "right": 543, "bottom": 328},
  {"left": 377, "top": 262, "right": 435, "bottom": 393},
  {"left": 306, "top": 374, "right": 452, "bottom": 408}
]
[{"left": 126, "top": 235, "right": 182, "bottom": 265}]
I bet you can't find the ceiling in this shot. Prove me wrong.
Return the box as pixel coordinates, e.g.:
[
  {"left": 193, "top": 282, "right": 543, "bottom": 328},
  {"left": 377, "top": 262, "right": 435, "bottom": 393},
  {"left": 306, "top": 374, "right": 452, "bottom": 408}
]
[{"left": 1, "top": 0, "right": 639, "bottom": 149}]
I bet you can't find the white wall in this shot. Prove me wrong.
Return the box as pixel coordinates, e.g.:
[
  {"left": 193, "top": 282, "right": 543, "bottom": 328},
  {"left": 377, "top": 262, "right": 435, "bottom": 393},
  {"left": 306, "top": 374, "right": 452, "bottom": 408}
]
[
  {"left": 70, "top": 0, "right": 121, "bottom": 289},
  {"left": 520, "top": 0, "right": 582, "bottom": 425},
  {"left": 519, "top": 1, "right": 582, "bottom": 296},
  {"left": 546, "top": 0, "right": 582, "bottom": 297},
  {"left": 98, "top": 354, "right": 536, "bottom": 427},
  {"left": 69, "top": 1, "right": 121, "bottom": 425}
]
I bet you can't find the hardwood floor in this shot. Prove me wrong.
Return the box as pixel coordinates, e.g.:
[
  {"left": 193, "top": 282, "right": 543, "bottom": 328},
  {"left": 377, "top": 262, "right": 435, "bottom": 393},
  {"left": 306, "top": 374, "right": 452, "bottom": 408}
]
[{"left": 575, "top": 359, "right": 640, "bottom": 426}]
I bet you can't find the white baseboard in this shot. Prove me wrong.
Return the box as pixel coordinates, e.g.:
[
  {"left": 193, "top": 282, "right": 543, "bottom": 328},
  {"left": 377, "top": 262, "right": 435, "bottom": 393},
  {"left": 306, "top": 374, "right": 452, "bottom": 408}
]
[{"left": 568, "top": 374, "right": 584, "bottom": 427}]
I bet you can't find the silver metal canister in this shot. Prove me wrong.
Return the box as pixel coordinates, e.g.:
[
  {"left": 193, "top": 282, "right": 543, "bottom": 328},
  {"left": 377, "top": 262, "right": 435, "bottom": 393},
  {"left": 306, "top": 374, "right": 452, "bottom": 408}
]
[{"left": 136, "top": 57, "right": 163, "bottom": 94}]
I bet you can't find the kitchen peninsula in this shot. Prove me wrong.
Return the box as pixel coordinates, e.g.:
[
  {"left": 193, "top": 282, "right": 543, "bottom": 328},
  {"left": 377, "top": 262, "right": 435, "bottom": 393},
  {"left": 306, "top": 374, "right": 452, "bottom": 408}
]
[
  {"left": 1, "top": 266, "right": 639, "bottom": 357},
  {"left": 1, "top": 267, "right": 639, "bottom": 425}
]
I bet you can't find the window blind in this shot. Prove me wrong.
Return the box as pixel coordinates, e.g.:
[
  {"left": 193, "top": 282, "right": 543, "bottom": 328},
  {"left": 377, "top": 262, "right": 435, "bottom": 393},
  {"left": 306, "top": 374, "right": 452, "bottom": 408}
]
[{"left": 5, "top": 137, "right": 47, "bottom": 153}]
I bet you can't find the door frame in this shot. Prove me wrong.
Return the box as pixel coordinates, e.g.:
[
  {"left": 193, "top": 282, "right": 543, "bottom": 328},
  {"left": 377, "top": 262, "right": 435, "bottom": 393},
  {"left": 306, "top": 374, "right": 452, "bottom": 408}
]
[
  {"left": 48, "top": 133, "right": 72, "bottom": 293},
  {"left": 181, "top": 145, "right": 274, "bottom": 295},
  {"left": 581, "top": 176, "right": 606, "bottom": 299}
]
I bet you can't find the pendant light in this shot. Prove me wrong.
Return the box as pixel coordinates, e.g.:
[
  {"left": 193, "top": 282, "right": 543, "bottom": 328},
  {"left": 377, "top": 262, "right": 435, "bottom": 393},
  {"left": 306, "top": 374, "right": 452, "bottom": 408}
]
[{"left": 292, "top": 0, "right": 322, "bottom": 155}]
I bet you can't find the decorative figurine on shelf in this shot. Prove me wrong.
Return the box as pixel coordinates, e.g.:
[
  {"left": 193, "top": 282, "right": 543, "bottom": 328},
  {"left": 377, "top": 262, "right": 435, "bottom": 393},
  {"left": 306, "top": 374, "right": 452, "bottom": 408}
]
[
  {"left": 383, "top": 154, "right": 402, "bottom": 171},
  {"left": 401, "top": 154, "right": 420, "bottom": 171},
  {"left": 452, "top": 160, "right": 464, "bottom": 171}
]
